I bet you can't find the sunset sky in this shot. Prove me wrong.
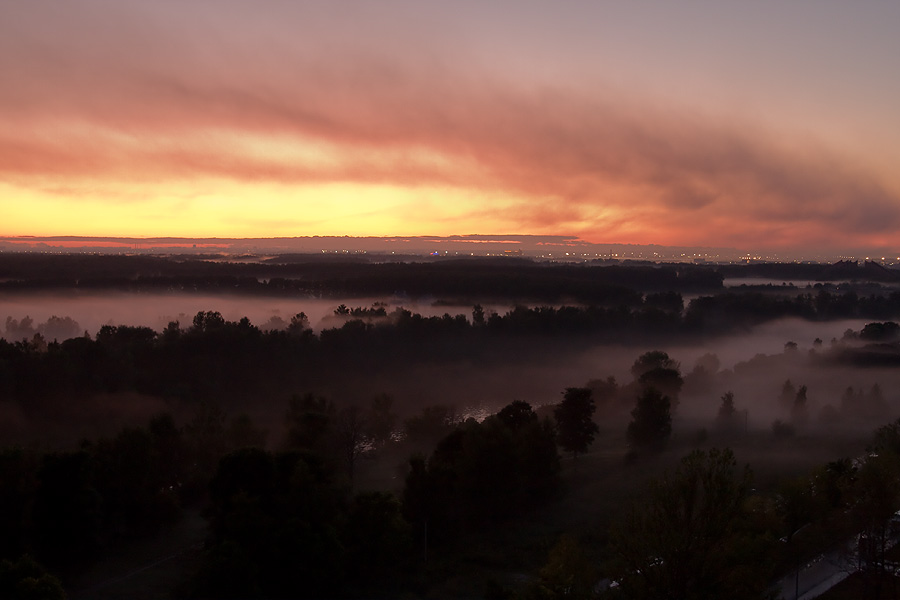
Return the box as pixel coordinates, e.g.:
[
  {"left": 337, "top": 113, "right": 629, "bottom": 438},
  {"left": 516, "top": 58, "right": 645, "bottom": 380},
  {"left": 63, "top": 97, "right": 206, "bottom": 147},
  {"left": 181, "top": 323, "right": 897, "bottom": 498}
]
[{"left": 2, "top": 1, "right": 899, "bottom": 253}]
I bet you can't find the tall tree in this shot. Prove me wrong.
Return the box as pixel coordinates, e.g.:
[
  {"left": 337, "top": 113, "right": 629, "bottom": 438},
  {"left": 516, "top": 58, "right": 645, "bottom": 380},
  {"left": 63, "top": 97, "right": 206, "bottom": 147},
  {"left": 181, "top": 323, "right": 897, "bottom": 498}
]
[
  {"left": 716, "top": 391, "right": 744, "bottom": 434},
  {"left": 627, "top": 387, "right": 672, "bottom": 451},
  {"left": 791, "top": 385, "right": 809, "bottom": 427},
  {"left": 630, "top": 351, "right": 679, "bottom": 379},
  {"left": 632, "top": 351, "right": 683, "bottom": 409},
  {"left": 365, "top": 393, "right": 398, "bottom": 448},
  {"left": 554, "top": 387, "right": 599, "bottom": 459},
  {"left": 779, "top": 379, "right": 796, "bottom": 408},
  {"left": 335, "top": 405, "right": 367, "bottom": 486},
  {"left": 284, "top": 393, "right": 334, "bottom": 454}
]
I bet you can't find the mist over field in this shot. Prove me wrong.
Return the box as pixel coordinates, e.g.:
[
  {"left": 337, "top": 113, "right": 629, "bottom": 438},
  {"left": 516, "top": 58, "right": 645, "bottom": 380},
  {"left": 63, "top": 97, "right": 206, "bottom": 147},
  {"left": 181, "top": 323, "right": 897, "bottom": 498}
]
[
  {"left": 2, "top": 286, "right": 892, "bottom": 444},
  {"left": 0, "top": 291, "right": 489, "bottom": 338}
]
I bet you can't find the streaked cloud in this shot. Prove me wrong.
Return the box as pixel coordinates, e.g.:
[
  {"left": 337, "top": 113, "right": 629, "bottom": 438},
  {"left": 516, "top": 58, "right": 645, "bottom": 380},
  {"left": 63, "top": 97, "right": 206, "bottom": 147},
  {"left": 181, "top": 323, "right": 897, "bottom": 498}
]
[{"left": 1, "top": 2, "right": 898, "bottom": 251}]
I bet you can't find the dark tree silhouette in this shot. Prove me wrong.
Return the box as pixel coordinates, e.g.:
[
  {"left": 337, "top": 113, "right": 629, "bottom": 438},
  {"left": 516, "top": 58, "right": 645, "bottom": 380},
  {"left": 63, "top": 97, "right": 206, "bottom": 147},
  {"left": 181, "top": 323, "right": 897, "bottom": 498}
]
[
  {"left": 285, "top": 393, "right": 335, "bottom": 453},
  {"left": 472, "top": 304, "right": 486, "bottom": 326},
  {"left": 401, "top": 401, "right": 559, "bottom": 547},
  {"left": 638, "top": 367, "right": 684, "bottom": 409},
  {"left": 403, "top": 405, "right": 456, "bottom": 447},
  {"left": 343, "top": 492, "right": 413, "bottom": 592},
  {"left": 287, "top": 312, "right": 310, "bottom": 334},
  {"left": 32, "top": 451, "right": 103, "bottom": 572},
  {"left": 496, "top": 399, "right": 538, "bottom": 431},
  {"left": 627, "top": 387, "right": 672, "bottom": 451},
  {"left": 0, "top": 555, "right": 66, "bottom": 600},
  {"left": 365, "top": 393, "right": 398, "bottom": 448},
  {"left": 630, "top": 350, "right": 679, "bottom": 379},
  {"left": 335, "top": 405, "right": 367, "bottom": 485},
  {"left": 779, "top": 379, "right": 796, "bottom": 408},
  {"left": 791, "top": 385, "right": 809, "bottom": 426},
  {"left": 554, "top": 388, "right": 599, "bottom": 459},
  {"left": 718, "top": 391, "right": 736, "bottom": 419}
]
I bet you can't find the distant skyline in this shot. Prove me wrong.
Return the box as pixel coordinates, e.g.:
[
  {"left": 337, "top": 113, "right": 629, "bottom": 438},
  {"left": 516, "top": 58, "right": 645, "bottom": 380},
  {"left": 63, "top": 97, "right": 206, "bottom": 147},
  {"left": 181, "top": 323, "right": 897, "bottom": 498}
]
[
  {"left": 3, "top": 235, "right": 897, "bottom": 265},
  {"left": 2, "top": 2, "right": 900, "bottom": 254}
]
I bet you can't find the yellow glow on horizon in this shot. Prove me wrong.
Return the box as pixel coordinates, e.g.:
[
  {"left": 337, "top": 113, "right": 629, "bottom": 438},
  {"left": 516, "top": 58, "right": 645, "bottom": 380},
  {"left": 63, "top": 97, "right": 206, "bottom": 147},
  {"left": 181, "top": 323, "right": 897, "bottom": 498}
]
[{"left": 0, "top": 180, "right": 543, "bottom": 238}]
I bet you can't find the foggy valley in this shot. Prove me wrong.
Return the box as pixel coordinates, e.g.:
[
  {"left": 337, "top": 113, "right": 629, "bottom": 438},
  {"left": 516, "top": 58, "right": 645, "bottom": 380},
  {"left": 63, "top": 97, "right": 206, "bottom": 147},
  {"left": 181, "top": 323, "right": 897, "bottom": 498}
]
[
  {"left": 7, "top": 3, "right": 900, "bottom": 597},
  {"left": 3, "top": 254, "right": 900, "bottom": 599}
]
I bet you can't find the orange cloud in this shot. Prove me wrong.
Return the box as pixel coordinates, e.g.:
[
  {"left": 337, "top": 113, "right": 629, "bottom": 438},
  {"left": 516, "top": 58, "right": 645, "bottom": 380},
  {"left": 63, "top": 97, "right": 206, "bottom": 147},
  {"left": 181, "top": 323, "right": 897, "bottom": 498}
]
[{"left": 1, "top": 4, "right": 898, "bottom": 251}]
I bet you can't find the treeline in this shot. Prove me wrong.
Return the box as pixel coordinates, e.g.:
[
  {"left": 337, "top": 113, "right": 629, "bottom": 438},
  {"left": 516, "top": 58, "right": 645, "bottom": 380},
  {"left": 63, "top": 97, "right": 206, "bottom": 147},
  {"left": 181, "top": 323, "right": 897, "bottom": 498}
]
[
  {"left": 0, "top": 254, "right": 723, "bottom": 301},
  {"left": 685, "top": 289, "right": 900, "bottom": 330},
  {"left": 3, "top": 303, "right": 900, "bottom": 414},
  {"left": 716, "top": 259, "right": 900, "bottom": 283}
]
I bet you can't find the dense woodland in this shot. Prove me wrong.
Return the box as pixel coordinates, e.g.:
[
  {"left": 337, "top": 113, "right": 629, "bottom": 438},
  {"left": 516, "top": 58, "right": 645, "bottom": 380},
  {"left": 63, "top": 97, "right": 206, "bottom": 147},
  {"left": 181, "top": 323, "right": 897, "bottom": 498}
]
[{"left": 2, "top": 254, "right": 900, "bottom": 599}]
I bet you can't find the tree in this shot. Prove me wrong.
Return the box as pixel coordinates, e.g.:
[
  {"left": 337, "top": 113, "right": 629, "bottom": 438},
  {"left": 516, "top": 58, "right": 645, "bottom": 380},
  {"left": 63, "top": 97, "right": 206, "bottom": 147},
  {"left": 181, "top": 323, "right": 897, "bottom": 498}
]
[
  {"left": 840, "top": 386, "right": 857, "bottom": 416},
  {"left": 860, "top": 321, "right": 900, "bottom": 342},
  {"left": 610, "top": 448, "right": 772, "bottom": 600},
  {"left": 287, "top": 312, "right": 310, "bottom": 335},
  {"left": 585, "top": 376, "right": 619, "bottom": 415},
  {"left": 779, "top": 379, "right": 796, "bottom": 408},
  {"left": 773, "top": 475, "right": 818, "bottom": 600},
  {"left": 191, "top": 310, "right": 225, "bottom": 332},
  {"left": 627, "top": 387, "right": 672, "bottom": 451},
  {"left": 403, "top": 405, "right": 456, "bottom": 447},
  {"left": 0, "top": 555, "right": 66, "bottom": 600},
  {"left": 335, "top": 405, "right": 367, "bottom": 486},
  {"left": 401, "top": 402, "right": 560, "bottom": 546},
  {"left": 472, "top": 304, "right": 486, "bottom": 326},
  {"left": 630, "top": 350, "right": 679, "bottom": 379},
  {"left": 198, "top": 448, "right": 349, "bottom": 599},
  {"left": 343, "top": 492, "right": 413, "bottom": 594},
  {"left": 814, "top": 457, "right": 857, "bottom": 513},
  {"left": 401, "top": 455, "right": 433, "bottom": 560},
  {"left": 791, "top": 385, "right": 808, "bottom": 427},
  {"left": 872, "top": 417, "right": 900, "bottom": 455},
  {"left": 632, "top": 351, "right": 683, "bottom": 409},
  {"left": 31, "top": 451, "right": 103, "bottom": 572},
  {"left": 554, "top": 388, "right": 599, "bottom": 459},
  {"left": 496, "top": 399, "right": 538, "bottom": 431},
  {"left": 365, "top": 394, "right": 398, "bottom": 448},
  {"left": 853, "top": 452, "right": 900, "bottom": 584},
  {"left": 285, "top": 393, "right": 335, "bottom": 454},
  {"left": 718, "top": 391, "right": 735, "bottom": 419},
  {"left": 534, "top": 535, "right": 597, "bottom": 600},
  {"left": 716, "top": 391, "right": 742, "bottom": 433}
]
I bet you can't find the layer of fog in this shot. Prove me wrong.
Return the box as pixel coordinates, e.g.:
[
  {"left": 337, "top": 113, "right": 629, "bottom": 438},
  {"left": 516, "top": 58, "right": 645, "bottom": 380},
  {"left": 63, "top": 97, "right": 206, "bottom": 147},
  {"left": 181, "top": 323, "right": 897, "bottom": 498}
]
[
  {"left": 2, "top": 290, "right": 895, "bottom": 446},
  {"left": 265, "top": 315, "right": 888, "bottom": 440},
  {"left": 722, "top": 277, "right": 826, "bottom": 288},
  {"left": 0, "top": 291, "right": 507, "bottom": 340}
]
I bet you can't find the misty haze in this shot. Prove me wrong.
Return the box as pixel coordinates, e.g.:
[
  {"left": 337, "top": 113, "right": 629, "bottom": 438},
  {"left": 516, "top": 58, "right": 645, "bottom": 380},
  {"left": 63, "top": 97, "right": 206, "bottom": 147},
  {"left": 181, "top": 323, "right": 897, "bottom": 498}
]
[{"left": 3, "top": 252, "right": 900, "bottom": 599}]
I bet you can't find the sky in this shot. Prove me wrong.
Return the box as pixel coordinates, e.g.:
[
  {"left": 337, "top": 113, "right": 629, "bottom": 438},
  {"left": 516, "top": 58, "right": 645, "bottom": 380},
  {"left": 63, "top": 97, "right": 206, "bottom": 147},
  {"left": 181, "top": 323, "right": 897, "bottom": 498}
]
[{"left": 2, "top": 1, "right": 900, "bottom": 254}]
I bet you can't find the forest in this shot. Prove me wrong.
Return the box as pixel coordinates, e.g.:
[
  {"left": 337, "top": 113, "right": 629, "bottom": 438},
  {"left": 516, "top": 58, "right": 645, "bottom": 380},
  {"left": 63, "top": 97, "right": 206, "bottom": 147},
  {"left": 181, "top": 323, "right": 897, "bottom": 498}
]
[{"left": 2, "top": 253, "right": 900, "bottom": 599}]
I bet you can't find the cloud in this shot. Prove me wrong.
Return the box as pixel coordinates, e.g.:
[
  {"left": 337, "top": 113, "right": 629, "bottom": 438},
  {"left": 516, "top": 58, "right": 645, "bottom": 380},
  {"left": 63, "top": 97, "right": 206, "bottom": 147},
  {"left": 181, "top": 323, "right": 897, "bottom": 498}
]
[{"left": 1, "top": 2, "right": 898, "bottom": 249}]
